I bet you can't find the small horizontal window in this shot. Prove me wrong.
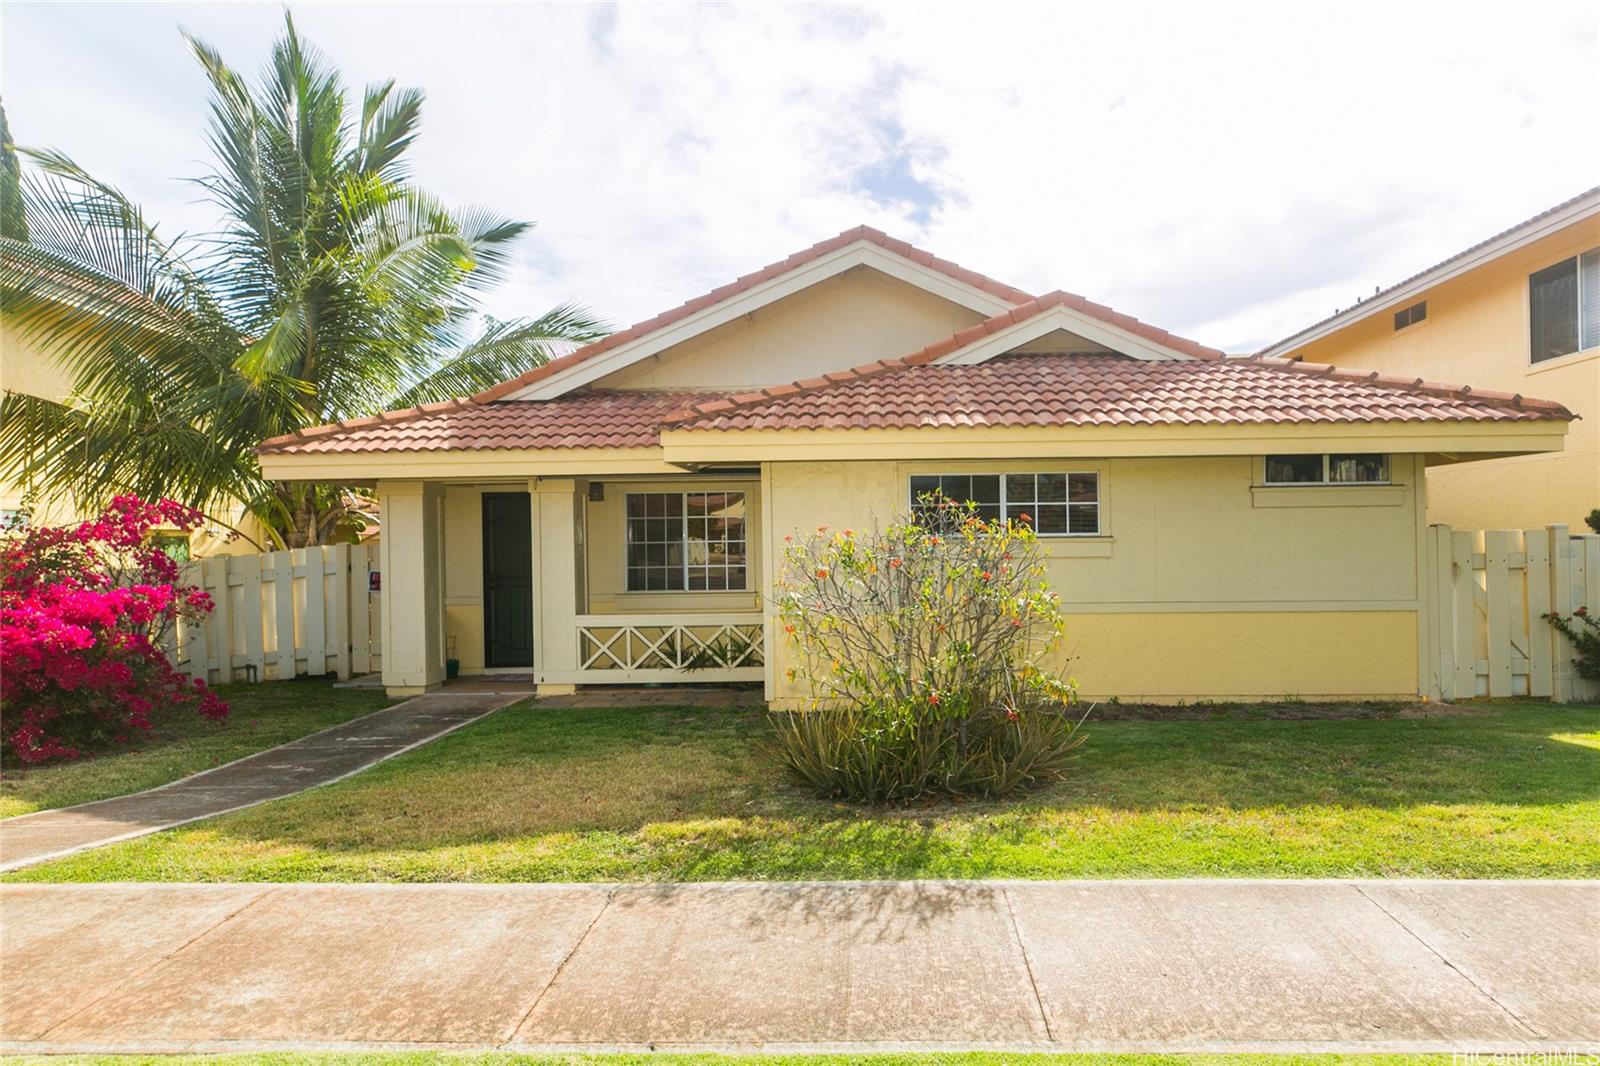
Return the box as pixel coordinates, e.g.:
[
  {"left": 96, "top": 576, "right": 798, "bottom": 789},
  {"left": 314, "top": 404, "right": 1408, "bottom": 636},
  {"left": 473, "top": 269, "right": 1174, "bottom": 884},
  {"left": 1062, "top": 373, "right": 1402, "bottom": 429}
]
[
  {"left": 908, "top": 472, "right": 1100, "bottom": 535},
  {"left": 1264, "top": 454, "right": 1390, "bottom": 485},
  {"left": 1393, "top": 301, "right": 1427, "bottom": 330}
]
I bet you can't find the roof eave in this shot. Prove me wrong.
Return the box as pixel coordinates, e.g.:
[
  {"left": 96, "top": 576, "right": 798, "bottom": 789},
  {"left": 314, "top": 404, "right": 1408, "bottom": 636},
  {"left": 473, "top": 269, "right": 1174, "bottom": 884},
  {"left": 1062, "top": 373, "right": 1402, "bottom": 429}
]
[
  {"left": 1257, "top": 187, "right": 1600, "bottom": 357},
  {"left": 660, "top": 418, "right": 1570, "bottom": 465}
]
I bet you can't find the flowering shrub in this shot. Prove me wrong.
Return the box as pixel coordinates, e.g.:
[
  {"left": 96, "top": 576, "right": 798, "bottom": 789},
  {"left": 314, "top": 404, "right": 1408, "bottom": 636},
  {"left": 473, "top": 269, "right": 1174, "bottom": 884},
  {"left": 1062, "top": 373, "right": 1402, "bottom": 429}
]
[
  {"left": 1, "top": 496, "right": 227, "bottom": 764},
  {"left": 1544, "top": 606, "right": 1600, "bottom": 682},
  {"left": 772, "top": 496, "right": 1082, "bottom": 802}
]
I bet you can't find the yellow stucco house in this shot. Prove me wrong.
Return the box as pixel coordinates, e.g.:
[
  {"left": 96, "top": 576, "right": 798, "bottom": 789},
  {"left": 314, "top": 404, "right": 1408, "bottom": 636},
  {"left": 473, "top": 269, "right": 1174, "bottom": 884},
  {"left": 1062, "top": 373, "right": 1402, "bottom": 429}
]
[
  {"left": 258, "top": 227, "right": 1575, "bottom": 704},
  {"left": 0, "top": 316, "right": 264, "bottom": 556},
  {"left": 1259, "top": 187, "right": 1599, "bottom": 531}
]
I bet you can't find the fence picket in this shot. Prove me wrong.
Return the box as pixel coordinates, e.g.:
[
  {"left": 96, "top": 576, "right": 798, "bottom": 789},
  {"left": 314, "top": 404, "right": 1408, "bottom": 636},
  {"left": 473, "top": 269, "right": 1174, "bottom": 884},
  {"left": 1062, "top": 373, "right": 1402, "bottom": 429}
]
[
  {"left": 1428, "top": 525, "right": 1451, "bottom": 700},
  {"left": 271, "top": 550, "right": 296, "bottom": 682},
  {"left": 350, "top": 544, "right": 372, "bottom": 676},
  {"left": 1524, "top": 530, "right": 1552, "bottom": 698},
  {"left": 301, "top": 548, "right": 327, "bottom": 676},
  {"left": 1548, "top": 525, "right": 1574, "bottom": 702},
  {"left": 1482, "top": 531, "right": 1514, "bottom": 697},
  {"left": 1450, "top": 531, "right": 1475, "bottom": 697},
  {"left": 239, "top": 553, "right": 265, "bottom": 683},
  {"left": 330, "top": 544, "right": 352, "bottom": 680},
  {"left": 204, "top": 556, "right": 232, "bottom": 684}
]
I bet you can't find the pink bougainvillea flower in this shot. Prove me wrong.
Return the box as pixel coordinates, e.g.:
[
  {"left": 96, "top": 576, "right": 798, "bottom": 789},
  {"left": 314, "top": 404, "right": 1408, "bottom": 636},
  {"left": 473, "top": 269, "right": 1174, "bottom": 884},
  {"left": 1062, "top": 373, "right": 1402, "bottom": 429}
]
[{"left": 1, "top": 495, "right": 228, "bottom": 763}]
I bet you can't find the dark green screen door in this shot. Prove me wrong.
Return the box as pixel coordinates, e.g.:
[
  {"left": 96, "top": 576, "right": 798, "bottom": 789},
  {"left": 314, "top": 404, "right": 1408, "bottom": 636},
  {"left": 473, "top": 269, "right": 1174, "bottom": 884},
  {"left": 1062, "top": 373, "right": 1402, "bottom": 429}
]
[{"left": 482, "top": 492, "right": 534, "bottom": 668}]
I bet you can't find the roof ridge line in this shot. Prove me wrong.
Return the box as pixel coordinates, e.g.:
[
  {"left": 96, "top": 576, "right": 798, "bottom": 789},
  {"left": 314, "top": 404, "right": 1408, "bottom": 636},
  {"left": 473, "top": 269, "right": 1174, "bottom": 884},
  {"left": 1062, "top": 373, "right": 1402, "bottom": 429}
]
[
  {"left": 1245, "top": 356, "right": 1578, "bottom": 418},
  {"left": 470, "top": 226, "right": 1037, "bottom": 405}
]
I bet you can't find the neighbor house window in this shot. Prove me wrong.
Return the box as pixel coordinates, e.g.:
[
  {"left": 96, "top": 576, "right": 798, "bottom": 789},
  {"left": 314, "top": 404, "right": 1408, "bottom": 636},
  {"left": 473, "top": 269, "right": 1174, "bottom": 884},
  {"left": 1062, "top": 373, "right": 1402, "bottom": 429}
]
[
  {"left": 1264, "top": 454, "right": 1390, "bottom": 484},
  {"left": 908, "top": 473, "right": 1100, "bottom": 535},
  {"left": 1393, "top": 301, "right": 1427, "bottom": 330},
  {"left": 1529, "top": 247, "right": 1600, "bottom": 363},
  {"left": 625, "top": 492, "right": 746, "bottom": 591}
]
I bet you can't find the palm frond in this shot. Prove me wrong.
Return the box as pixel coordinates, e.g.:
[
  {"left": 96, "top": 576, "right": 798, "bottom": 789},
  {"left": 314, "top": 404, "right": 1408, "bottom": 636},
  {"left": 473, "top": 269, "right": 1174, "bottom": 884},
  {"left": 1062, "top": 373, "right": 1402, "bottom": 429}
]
[
  {"left": 357, "top": 80, "right": 424, "bottom": 180},
  {"left": 390, "top": 305, "right": 609, "bottom": 407}
]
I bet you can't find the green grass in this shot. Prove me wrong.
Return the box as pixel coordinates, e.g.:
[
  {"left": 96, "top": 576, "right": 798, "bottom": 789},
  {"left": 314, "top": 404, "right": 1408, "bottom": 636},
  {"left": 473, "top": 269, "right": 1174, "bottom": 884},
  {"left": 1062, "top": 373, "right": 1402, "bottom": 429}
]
[
  {"left": 9, "top": 701, "right": 1597, "bottom": 882},
  {"left": 0, "top": 680, "right": 394, "bottom": 819},
  {"left": 0, "top": 1049, "right": 1465, "bottom": 1056}
]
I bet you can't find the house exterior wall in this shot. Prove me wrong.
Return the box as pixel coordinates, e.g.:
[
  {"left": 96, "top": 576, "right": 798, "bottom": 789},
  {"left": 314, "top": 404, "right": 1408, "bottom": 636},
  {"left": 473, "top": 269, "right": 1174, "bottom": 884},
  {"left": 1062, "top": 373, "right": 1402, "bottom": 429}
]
[
  {"left": 583, "top": 476, "right": 764, "bottom": 615},
  {"left": 762, "top": 454, "right": 1428, "bottom": 703},
  {"left": 1, "top": 317, "right": 270, "bottom": 554},
  {"left": 1285, "top": 221, "right": 1599, "bottom": 530},
  {"left": 594, "top": 268, "right": 987, "bottom": 390},
  {"left": 439, "top": 476, "right": 763, "bottom": 675}
]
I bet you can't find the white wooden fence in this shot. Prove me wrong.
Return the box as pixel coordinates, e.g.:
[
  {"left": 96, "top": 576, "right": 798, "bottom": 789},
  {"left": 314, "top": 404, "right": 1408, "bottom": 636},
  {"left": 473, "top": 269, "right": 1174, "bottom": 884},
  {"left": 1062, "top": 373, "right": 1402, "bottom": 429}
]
[
  {"left": 175, "top": 543, "right": 382, "bottom": 685},
  {"left": 1425, "top": 524, "right": 1599, "bottom": 703}
]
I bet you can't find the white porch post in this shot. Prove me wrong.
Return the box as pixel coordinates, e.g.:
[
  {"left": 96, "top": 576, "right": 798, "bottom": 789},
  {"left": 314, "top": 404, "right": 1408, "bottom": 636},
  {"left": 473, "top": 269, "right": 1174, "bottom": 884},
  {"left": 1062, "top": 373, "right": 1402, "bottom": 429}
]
[
  {"left": 378, "top": 480, "right": 446, "bottom": 696},
  {"left": 532, "top": 478, "right": 585, "bottom": 695}
]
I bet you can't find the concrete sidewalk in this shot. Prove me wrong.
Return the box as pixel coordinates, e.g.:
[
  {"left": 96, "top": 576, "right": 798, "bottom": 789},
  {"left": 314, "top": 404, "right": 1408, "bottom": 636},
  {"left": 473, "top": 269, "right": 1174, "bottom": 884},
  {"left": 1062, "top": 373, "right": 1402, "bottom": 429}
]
[
  {"left": 0, "top": 692, "right": 518, "bottom": 872},
  {"left": 2, "top": 880, "right": 1594, "bottom": 1053}
]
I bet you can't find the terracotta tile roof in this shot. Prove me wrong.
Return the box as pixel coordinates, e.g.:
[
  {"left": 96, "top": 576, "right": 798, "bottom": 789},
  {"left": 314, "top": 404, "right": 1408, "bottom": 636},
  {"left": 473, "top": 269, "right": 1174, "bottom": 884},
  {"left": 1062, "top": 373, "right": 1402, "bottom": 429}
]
[
  {"left": 257, "top": 390, "right": 722, "bottom": 454},
  {"left": 1259, "top": 185, "right": 1600, "bottom": 356},
  {"left": 470, "top": 226, "right": 1036, "bottom": 403},
  {"left": 666, "top": 354, "right": 1575, "bottom": 433}
]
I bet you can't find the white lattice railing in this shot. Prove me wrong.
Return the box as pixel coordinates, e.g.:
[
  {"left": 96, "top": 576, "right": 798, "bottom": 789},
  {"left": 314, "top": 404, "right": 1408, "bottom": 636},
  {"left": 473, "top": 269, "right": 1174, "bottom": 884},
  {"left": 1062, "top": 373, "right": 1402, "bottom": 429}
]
[{"left": 574, "top": 613, "right": 765, "bottom": 683}]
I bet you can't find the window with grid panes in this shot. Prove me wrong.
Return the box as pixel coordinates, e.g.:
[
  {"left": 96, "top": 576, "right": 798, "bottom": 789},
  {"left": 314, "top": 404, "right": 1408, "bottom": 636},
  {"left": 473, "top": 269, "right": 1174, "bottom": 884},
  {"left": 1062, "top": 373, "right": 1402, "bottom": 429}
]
[
  {"left": 625, "top": 492, "right": 747, "bottom": 591},
  {"left": 908, "top": 472, "right": 1100, "bottom": 535}
]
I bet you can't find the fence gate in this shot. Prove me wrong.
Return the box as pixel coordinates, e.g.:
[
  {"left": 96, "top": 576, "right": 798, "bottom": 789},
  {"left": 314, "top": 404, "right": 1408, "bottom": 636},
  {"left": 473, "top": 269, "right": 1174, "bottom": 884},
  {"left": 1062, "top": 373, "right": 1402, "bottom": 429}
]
[
  {"left": 1425, "top": 524, "right": 1599, "bottom": 703},
  {"left": 174, "top": 543, "right": 382, "bottom": 685}
]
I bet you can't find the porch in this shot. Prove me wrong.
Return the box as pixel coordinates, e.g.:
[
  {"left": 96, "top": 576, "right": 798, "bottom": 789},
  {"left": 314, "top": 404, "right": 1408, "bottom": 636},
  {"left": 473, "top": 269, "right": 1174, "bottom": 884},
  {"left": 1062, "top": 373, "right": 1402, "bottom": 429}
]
[{"left": 376, "top": 474, "right": 768, "bottom": 697}]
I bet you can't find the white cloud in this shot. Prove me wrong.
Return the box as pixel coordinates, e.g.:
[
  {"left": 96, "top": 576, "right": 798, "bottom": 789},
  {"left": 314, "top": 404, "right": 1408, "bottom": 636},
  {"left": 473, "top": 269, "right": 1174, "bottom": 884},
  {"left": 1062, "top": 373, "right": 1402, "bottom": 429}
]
[{"left": 4, "top": 0, "right": 1596, "bottom": 354}]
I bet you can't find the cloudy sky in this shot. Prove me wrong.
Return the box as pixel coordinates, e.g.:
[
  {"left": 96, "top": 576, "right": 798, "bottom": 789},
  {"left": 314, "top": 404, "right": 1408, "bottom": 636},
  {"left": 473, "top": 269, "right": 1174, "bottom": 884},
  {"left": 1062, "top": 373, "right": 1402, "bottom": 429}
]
[{"left": 4, "top": 1, "right": 1597, "bottom": 352}]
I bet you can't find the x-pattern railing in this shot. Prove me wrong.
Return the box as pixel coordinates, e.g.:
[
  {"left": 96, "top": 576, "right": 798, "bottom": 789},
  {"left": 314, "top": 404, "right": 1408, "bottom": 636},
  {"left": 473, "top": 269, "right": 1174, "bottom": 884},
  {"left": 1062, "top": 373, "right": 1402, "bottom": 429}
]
[{"left": 576, "top": 614, "right": 764, "bottom": 678}]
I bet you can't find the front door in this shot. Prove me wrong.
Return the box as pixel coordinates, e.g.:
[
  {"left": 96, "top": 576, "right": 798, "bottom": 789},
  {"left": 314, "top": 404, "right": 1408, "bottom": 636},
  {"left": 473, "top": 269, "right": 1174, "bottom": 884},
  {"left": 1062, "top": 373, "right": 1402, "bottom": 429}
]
[{"left": 482, "top": 492, "right": 534, "bottom": 668}]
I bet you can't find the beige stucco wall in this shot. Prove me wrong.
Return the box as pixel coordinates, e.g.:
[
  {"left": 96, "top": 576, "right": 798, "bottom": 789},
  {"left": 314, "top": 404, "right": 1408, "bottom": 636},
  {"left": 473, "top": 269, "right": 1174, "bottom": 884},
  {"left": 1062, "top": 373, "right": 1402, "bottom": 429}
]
[
  {"left": 1289, "top": 222, "right": 1599, "bottom": 531},
  {"left": 583, "top": 477, "right": 764, "bottom": 614},
  {"left": 440, "top": 476, "right": 764, "bottom": 674},
  {"left": 595, "top": 267, "right": 987, "bottom": 390},
  {"left": 0, "top": 317, "right": 268, "bottom": 554},
  {"left": 762, "top": 454, "right": 1428, "bottom": 703}
]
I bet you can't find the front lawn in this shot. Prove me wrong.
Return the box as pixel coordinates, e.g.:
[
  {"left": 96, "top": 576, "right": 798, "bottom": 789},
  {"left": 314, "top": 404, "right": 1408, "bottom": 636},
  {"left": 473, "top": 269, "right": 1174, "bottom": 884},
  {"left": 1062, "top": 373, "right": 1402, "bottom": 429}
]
[
  {"left": 9, "top": 701, "right": 1597, "bottom": 882},
  {"left": 0, "top": 681, "right": 394, "bottom": 819}
]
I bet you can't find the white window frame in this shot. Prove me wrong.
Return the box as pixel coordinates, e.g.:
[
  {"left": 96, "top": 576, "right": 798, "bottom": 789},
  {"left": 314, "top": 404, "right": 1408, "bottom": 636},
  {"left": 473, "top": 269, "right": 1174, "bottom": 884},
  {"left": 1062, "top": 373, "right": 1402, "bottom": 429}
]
[
  {"left": 1261, "top": 454, "right": 1391, "bottom": 486},
  {"left": 1528, "top": 244, "right": 1600, "bottom": 365},
  {"left": 907, "top": 471, "right": 1102, "bottom": 536},
  {"left": 623, "top": 490, "right": 749, "bottom": 593}
]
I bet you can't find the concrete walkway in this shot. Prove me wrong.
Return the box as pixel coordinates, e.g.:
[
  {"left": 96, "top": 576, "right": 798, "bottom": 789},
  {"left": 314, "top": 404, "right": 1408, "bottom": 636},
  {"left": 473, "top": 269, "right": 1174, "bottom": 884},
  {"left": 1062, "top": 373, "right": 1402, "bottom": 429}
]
[
  {"left": 2, "top": 880, "right": 1593, "bottom": 1053},
  {"left": 0, "top": 692, "right": 519, "bottom": 872}
]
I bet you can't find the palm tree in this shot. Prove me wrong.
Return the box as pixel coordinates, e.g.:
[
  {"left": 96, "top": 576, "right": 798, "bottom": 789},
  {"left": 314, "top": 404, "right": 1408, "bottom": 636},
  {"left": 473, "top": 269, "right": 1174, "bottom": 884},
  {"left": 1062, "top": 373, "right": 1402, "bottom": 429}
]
[{"left": 0, "top": 16, "right": 605, "bottom": 548}]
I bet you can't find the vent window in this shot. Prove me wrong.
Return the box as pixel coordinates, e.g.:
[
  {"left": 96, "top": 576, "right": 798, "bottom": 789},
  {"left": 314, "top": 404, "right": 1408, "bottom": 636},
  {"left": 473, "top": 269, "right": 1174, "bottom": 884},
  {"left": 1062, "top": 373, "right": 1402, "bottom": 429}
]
[{"left": 1393, "top": 301, "right": 1427, "bottom": 331}]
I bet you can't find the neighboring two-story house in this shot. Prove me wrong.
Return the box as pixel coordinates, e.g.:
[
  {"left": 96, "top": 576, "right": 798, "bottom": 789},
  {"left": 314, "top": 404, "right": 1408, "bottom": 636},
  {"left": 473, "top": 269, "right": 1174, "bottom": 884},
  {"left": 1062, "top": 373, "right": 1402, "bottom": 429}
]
[{"left": 1258, "top": 187, "right": 1600, "bottom": 532}]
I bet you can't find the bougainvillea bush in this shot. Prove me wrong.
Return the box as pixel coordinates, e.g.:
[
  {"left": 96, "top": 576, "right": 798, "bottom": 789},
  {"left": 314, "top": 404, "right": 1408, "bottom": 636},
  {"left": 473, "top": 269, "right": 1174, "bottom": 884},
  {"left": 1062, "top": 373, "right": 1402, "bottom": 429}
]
[
  {"left": 1, "top": 496, "right": 227, "bottom": 764},
  {"left": 773, "top": 497, "right": 1083, "bottom": 802}
]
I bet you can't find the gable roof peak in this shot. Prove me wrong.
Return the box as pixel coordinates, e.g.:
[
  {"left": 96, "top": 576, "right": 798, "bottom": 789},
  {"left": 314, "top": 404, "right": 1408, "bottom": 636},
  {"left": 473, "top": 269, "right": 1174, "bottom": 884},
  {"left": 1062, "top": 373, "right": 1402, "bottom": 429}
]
[{"left": 472, "top": 225, "right": 1035, "bottom": 404}]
